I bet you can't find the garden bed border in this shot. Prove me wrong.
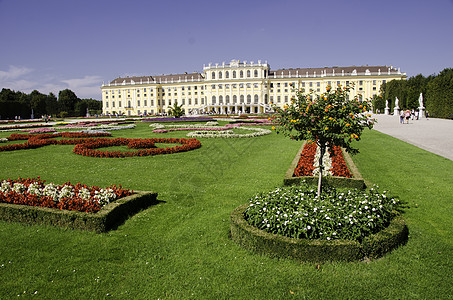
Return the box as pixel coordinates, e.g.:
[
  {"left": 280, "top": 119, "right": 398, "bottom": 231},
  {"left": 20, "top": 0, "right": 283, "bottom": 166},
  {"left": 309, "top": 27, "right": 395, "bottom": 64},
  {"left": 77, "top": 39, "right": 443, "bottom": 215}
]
[
  {"left": 230, "top": 203, "right": 408, "bottom": 262},
  {"left": 283, "top": 141, "right": 368, "bottom": 189},
  {"left": 0, "top": 191, "right": 158, "bottom": 233}
]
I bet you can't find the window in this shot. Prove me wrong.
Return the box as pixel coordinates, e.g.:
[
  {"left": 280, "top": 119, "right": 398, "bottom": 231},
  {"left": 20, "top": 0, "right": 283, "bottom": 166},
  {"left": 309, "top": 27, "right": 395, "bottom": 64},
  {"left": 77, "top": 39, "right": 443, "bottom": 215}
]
[
  {"left": 137, "top": 100, "right": 140, "bottom": 106},
  {"left": 144, "top": 94, "right": 146, "bottom": 97},
  {"left": 151, "top": 100, "right": 154, "bottom": 106},
  {"left": 309, "top": 82, "right": 313, "bottom": 88},
  {"left": 144, "top": 88, "right": 146, "bottom": 92},
  {"left": 373, "top": 87, "right": 377, "bottom": 91},
  {"left": 219, "top": 95, "right": 223, "bottom": 103},
  {"left": 212, "top": 95, "right": 216, "bottom": 104},
  {"left": 226, "top": 95, "right": 230, "bottom": 103},
  {"left": 301, "top": 82, "right": 305, "bottom": 87},
  {"left": 239, "top": 83, "right": 244, "bottom": 88},
  {"left": 240, "top": 71, "right": 244, "bottom": 78},
  {"left": 240, "top": 95, "right": 244, "bottom": 103},
  {"left": 212, "top": 71, "right": 216, "bottom": 79},
  {"left": 233, "top": 71, "right": 236, "bottom": 78},
  {"left": 285, "top": 96, "right": 288, "bottom": 103},
  {"left": 119, "top": 101, "right": 122, "bottom": 107},
  {"left": 233, "top": 84, "right": 237, "bottom": 89},
  {"left": 277, "top": 83, "right": 280, "bottom": 87},
  {"left": 327, "top": 81, "right": 331, "bottom": 86},
  {"left": 219, "top": 84, "right": 223, "bottom": 89},
  {"left": 277, "top": 96, "right": 281, "bottom": 103},
  {"left": 247, "top": 95, "right": 251, "bottom": 104},
  {"left": 284, "top": 89, "right": 288, "bottom": 93},
  {"left": 317, "top": 82, "right": 320, "bottom": 87},
  {"left": 188, "top": 99, "right": 191, "bottom": 105},
  {"left": 337, "top": 81, "right": 340, "bottom": 86},
  {"left": 225, "top": 71, "right": 229, "bottom": 78},
  {"left": 285, "top": 83, "right": 288, "bottom": 87},
  {"left": 254, "top": 83, "right": 258, "bottom": 88},
  {"left": 359, "top": 80, "right": 363, "bottom": 85},
  {"left": 112, "top": 102, "right": 115, "bottom": 107},
  {"left": 212, "top": 84, "right": 216, "bottom": 89},
  {"left": 105, "top": 102, "right": 109, "bottom": 108},
  {"left": 254, "top": 94, "right": 259, "bottom": 104},
  {"left": 373, "top": 80, "right": 377, "bottom": 85},
  {"left": 169, "top": 100, "right": 172, "bottom": 105},
  {"left": 107, "top": 96, "right": 110, "bottom": 99},
  {"left": 254, "top": 70, "right": 258, "bottom": 77},
  {"left": 233, "top": 95, "right": 237, "bottom": 104},
  {"left": 247, "top": 83, "right": 251, "bottom": 88},
  {"left": 118, "top": 95, "right": 121, "bottom": 98},
  {"left": 247, "top": 70, "right": 251, "bottom": 78},
  {"left": 225, "top": 84, "right": 229, "bottom": 89},
  {"left": 346, "top": 81, "right": 350, "bottom": 86},
  {"left": 270, "top": 96, "right": 274, "bottom": 102},
  {"left": 144, "top": 100, "right": 147, "bottom": 106}
]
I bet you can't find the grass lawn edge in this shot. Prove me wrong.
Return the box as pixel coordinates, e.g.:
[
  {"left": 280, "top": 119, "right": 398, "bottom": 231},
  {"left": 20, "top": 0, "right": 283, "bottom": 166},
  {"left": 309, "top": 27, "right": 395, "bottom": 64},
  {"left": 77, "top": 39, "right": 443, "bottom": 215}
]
[{"left": 0, "top": 190, "right": 158, "bottom": 233}]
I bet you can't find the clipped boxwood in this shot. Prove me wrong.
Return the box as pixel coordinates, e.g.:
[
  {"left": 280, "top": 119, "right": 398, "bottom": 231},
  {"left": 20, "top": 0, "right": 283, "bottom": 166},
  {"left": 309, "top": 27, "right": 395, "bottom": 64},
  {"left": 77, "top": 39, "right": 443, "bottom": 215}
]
[
  {"left": 230, "top": 203, "right": 408, "bottom": 262},
  {"left": 0, "top": 191, "right": 158, "bottom": 233},
  {"left": 283, "top": 142, "right": 368, "bottom": 189}
]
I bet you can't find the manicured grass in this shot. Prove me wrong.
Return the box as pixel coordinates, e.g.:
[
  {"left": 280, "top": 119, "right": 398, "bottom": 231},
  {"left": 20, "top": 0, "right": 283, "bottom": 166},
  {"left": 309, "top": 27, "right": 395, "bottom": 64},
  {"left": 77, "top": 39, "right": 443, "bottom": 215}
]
[{"left": 0, "top": 123, "right": 452, "bottom": 299}]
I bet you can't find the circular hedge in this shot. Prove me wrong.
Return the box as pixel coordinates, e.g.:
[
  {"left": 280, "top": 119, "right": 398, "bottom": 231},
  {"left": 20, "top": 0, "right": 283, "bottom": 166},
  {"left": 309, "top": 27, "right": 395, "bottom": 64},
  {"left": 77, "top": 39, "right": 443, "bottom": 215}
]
[{"left": 230, "top": 203, "right": 408, "bottom": 262}]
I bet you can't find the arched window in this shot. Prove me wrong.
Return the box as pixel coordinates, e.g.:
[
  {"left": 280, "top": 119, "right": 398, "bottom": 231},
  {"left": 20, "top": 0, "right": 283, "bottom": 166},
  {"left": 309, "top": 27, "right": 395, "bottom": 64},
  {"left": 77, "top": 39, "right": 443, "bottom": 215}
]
[
  {"left": 240, "top": 71, "right": 244, "bottom": 78},
  {"left": 219, "top": 95, "right": 223, "bottom": 104},
  {"left": 254, "top": 94, "right": 259, "bottom": 104},
  {"left": 247, "top": 70, "right": 251, "bottom": 78},
  {"left": 226, "top": 95, "right": 230, "bottom": 104},
  {"left": 233, "top": 95, "right": 237, "bottom": 104},
  {"left": 254, "top": 70, "right": 258, "bottom": 77},
  {"left": 240, "top": 95, "right": 244, "bottom": 103},
  {"left": 225, "top": 71, "right": 229, "bottom": 78},
  {"left": 219, "top": 72, "right": 223, "bottom": 79},
  {"left": 247, "top": 95, "right": 251, "bottom": 104},
  {"left": 212, "top": 72, "right": 216, "bottom": 79},
  {"left": 233, "top": 71, "right": 236, "bottom": 78},
  {"left": 212, "top": 95, "right": 216, "bottom": 104},
  {"left": 128, "top": 101, "right": 131, "bottom": 107},
  {"left": 264, "top": 94, "right": 268, "bottom": 104}
]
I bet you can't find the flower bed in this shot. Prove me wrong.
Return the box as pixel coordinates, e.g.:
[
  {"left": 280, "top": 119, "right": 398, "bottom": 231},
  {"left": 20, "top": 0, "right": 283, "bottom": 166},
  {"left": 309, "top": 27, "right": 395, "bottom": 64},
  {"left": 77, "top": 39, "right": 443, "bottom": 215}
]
[
  {"left": 0, "top": 177, "right": 132, "bottom": 213},
  {"left": 284, "top": 142, "right": 366, "bottom": 189},
  {"left": 0, "top": 132, "right": 112, "bottom": 152},
  {"left": 73, "top": 137, "right": 201, "bottom": 158},
  {"left": 142, "top": 117, "right": 213, "bottom": 123},
  {"left": 186, "top": 127, "right": 271, "bottom": 138},
  {"left": 0, "top": 132, "right": 201, "bottom": 158},
  {"left": 294, "top": 142, "right": 352, "bottom": 178}
]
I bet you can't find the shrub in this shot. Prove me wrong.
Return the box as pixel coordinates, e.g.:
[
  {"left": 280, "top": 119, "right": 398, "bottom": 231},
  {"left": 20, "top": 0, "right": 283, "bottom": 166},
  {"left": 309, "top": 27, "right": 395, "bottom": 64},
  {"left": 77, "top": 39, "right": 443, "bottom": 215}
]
[{"left": 244, "top": 183, "right": 404, "bottom": 242}]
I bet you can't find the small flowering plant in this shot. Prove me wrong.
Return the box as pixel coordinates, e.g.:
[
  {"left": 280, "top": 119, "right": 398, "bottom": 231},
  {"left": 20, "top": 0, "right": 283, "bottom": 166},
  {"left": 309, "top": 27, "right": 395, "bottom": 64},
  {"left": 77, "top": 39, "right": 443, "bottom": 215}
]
[
  {"left": 272, "top": 84, "right": 375, "bottom": 196},
  {"left": 244, "top": 183, "right": 404, "bottom": 242},
  {"left": 0, "top": 177, "right": 133, "bottom": 213}
]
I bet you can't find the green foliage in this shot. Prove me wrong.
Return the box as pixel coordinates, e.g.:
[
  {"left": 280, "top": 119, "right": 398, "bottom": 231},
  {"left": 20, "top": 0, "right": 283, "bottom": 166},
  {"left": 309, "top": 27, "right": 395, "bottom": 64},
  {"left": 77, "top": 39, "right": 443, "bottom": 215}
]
[
  {"left": 244, "top": 184, "right": 403, "bottom": 241},
  {"left": 371, "top": 94, "right": 386, "bottom": 113},
  {"left": 273, "top": 85, "right": 374, "bottom": 155},
  {"left": 426, "top": 68, "right": 453, "bottom": 118},
  {"left": 0, "top": 191, "right": 157, "bottom": 232},
  {"left": 168, "top": 101, "right": 185, "bottom": 118},
  {"left": 231, "top": 203, "right": 408, "bottom": 262}
]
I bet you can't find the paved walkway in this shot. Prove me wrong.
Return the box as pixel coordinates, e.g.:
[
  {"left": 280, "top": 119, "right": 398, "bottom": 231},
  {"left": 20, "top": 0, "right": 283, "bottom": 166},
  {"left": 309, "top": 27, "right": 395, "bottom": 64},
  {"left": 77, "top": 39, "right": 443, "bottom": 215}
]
[{"left": 371, "top": 114, "right": 453, "bottom": 161}]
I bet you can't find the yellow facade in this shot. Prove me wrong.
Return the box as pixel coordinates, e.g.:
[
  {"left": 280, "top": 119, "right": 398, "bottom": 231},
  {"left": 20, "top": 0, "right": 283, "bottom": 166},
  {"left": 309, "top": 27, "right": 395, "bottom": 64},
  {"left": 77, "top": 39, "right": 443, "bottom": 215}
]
[{"left": 101, "top": 60, "right": 406, "bottom": 116}]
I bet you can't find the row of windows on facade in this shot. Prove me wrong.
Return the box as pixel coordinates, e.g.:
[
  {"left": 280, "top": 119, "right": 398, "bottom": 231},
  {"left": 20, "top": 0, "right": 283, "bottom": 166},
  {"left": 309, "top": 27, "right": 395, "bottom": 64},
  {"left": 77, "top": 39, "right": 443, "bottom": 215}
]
[
  {"left": 104, "top": 78, "right": 383, "bottom": 97},
  {"left": 211, "top": 69, "right": 261, "bottom": 79}
]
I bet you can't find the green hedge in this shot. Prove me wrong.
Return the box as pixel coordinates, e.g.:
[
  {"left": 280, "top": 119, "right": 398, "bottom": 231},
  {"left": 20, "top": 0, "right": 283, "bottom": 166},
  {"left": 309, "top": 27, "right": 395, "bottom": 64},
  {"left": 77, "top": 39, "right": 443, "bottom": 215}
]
[
  {"left": 230, "top": 203, "right": 408, "bottom": 262},
  {"left": 0, "top": 191, "right": 158, "bottom": 233},
  {"left": 283, "top": 142, "right": 368, "bottom": 189}
]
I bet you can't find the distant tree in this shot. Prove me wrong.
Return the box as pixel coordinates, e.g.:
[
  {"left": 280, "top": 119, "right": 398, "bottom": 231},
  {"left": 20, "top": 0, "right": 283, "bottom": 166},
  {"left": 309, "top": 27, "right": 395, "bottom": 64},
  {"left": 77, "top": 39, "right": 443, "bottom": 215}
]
[
  {"left": 426, "top": 68, "right": 453, "bottom": 118},
  {"left": 30, "top": 90, "right": 48, "bottom": 117},
  {"left": 168, "top": 101, "right": 185, "bottom": 118},
  {"left": 380, "top": 80, "right": 407, "bottom": 110},
  {"left": 45, "top": 92, "right": 58, "bottom": 117},
  {"left": 58, "top": 89, "right": 79, "bottom": 116},
  {"left": 371, "top": 94, "right": 385, "bottom": 113}
]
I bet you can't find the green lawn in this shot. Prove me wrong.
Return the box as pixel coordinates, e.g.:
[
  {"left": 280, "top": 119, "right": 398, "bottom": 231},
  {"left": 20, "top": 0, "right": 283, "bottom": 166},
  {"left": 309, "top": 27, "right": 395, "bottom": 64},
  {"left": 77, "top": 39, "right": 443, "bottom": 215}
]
[{"left": 0, "top": 122, "right": 452, "bottom": 299}]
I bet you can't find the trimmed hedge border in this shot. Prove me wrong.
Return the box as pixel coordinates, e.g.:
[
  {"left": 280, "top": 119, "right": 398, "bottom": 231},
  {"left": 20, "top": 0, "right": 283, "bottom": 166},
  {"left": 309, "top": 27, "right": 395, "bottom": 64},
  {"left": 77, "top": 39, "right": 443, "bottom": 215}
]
[
  {"left": 283, "top": 141, "right": 368, "bottom": 189},
  {"left": 230, "top": 203, "right": 408, "bottom": 262},
  {"left": 0, "top": 191, "right": 158, "bottom": 233}
]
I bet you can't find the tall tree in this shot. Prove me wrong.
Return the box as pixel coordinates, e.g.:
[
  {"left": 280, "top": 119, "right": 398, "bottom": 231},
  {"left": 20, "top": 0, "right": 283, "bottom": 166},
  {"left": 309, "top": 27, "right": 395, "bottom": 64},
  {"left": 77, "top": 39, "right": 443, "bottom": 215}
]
[
  {"left": 426, "top": 68, "right": 453, "bottom": 118},
  {"left": 58, "top": 89, "right": 79, "bottom": 116}
]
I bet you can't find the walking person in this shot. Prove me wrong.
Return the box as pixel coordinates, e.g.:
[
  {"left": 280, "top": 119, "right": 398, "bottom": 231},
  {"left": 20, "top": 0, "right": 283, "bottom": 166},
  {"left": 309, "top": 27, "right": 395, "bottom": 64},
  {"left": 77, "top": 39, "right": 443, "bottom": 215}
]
[
  {"left": 400, "top": 110, "right": 405, "bottom": 124},
  {"left": 405, "top": 110, "right": 411, "bottom": 124}
]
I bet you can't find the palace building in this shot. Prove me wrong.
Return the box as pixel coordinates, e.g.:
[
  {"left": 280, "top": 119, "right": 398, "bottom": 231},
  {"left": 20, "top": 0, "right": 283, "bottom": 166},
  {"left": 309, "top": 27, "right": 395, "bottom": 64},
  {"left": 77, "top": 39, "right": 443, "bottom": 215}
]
[{"left": 101, "top": 60, "right": 406, "bottom": 116}]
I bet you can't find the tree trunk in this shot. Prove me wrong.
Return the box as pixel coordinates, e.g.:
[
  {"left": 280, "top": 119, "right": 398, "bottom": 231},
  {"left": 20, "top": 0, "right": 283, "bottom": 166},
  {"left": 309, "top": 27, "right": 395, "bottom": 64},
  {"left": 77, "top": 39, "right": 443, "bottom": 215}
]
[{"left": 317, "top": 143, "right": 326, "bottom": 197}]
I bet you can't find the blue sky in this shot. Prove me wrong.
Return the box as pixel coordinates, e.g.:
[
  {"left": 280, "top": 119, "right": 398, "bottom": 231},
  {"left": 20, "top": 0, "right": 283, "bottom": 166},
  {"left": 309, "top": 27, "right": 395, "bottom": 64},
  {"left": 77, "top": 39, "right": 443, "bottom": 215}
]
[{"left": 1, "top": 0, "right": 452, "bottom": 100}]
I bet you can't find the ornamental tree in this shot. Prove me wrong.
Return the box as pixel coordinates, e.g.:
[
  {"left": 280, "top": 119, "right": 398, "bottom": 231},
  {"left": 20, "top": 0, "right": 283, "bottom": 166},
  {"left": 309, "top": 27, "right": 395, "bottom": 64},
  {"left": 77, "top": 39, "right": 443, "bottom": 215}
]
[
  {"left": 168, "top": 101, "right": 185, "bottom": 118},
  {"left": 272, "top": 84, "right": 375, "bottom": 196}
]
